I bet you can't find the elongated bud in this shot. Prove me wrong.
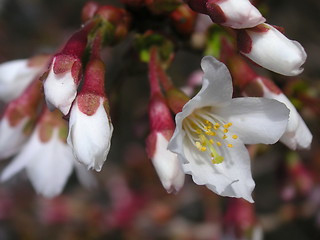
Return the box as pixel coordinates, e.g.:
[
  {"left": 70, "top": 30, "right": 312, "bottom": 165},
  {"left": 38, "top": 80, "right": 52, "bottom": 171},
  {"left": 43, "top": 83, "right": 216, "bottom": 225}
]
[
  {"left": 0, "top": 79, "right": 43, "bottom": 159},
  {"left": 237, "top": 23, "right": 307, "bottom": 76},
  {"left": 146, "top": 94, "right": 185, "bottom": 194},
  {"left": 67, "top": 58, "right": 113, "bottom": 171},
  {"left": 43, "top": 22, "right": 97, "bottom": 115},
  {"left": 186, "top": 0, "right": 265, "bottom": 29}
]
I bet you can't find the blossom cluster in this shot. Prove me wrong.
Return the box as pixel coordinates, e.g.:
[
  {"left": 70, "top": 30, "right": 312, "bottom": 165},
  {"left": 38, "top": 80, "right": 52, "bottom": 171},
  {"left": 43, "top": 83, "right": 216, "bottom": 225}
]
[{"left": 0, "top": 0, "right": 312, "bottom": 205}]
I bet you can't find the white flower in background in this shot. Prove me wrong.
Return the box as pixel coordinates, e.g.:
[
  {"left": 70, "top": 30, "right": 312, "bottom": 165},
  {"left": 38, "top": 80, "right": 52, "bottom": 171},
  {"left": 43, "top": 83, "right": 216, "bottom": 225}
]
[
  {"left": 0, "top": 108, "right": 96, "bottom": 198},
  {"left": 0, "top": 56, "right": 48, "bottom": 102},
  {"left": 1, "top": 128, "right": 74, "bottom": 198},
  {"left": 0, "top": 80, "right": 42, "bottom": 159},
  {"left": 67, "top": 95, "right": 113, "bottom": 171},
  {"left": 43, "top": 55, "right": 82, "bottom": 115},
  {"left": 238, "top": 23, "right": 307, "bottom": 76},
  {"left": 206, "top": 0, "right": 265, "bottom": 29},
  {"left": 168, "top": 56, "right": 289, "bottom": 202},
  {"left": 246, "top": 77, "right": 312, "bottom": 150}
]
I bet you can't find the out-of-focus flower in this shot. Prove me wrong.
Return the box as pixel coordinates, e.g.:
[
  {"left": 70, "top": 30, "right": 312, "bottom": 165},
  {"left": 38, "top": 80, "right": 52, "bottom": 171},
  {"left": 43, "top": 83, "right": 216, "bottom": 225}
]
[
  {"left": 0, "top": 109, "right": 94, "bottom": 198},
  {"left": 0, "top": 80, "right": 42, "bottom": 159},
  {"left": 0, "top": 55, "right": 50, "bottom": 102},
  {"left": 243, "top": 77, "right": 312, "bottom": 150},
  {"left": 67, "top": 59, "right": 113, "bottom": 171},
  {"left": 237, "top": 24, "right": 307, "bottom": 76},
  {"left": 205, "top": 0, "right": 265, "bottom": 29},
  {"left": 168, "top": 56, "right": 289, "bottom": 202}
]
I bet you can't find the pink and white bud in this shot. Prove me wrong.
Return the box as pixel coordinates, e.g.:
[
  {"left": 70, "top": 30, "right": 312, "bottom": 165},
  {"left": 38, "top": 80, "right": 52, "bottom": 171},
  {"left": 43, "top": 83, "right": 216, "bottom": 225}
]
[
  {"left": 238, "top": 24, "right": 307, "bottom": 76},
  {"left": 43, "top": 23, "right": 95, "bottom": 115},
  {"left": 43, "top": 55, "right": 82, "bottom": 115},
  {"left": 0, "top": 55, "right": 49, "bottom": 102},
  {"left": 146, "top": 95, "right": 185, "bottom": 194},
  {"left": 206, "top": 0, "right": 265, "bottom": 29},
  {"left": 67, "top": 59, "right": 113, "bottom": 171},
  {"left": 243, "top": 77, "right": 312, "bottom": 150},
  {"left": 0, "top": 80, "right": 42, "bottom": 159}
]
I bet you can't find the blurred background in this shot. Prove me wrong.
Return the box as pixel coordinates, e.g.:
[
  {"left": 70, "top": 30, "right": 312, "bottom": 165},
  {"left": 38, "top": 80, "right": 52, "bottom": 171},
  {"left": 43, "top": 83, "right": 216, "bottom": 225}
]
[{"left": 0, "top": 0, "right": 320, "bottom": 239}]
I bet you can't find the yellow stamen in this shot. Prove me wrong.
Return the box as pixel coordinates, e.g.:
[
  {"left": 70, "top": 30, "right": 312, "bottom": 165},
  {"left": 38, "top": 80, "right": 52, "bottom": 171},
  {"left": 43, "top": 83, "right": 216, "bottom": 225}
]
[
  {"left": 222, "top": 135, "right": 227, "bottom": 139},
  {"left": 223, "top": 129, "right": 228, "bottom": 133},
  {"left": 227, "top": 144, "right": 233, "bottom": 148},
  {"left": 232, "top": 135, "right": 238, "bottom": 139},
  {"left": 216, "top": 141, "right": 222, "bottom": 146}
]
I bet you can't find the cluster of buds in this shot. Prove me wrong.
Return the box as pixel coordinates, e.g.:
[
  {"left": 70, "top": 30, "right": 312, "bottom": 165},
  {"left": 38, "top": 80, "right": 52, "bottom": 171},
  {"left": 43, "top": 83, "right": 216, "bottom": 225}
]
[{"left": 0, "top": 0, "right": 313, "bottom": 205}]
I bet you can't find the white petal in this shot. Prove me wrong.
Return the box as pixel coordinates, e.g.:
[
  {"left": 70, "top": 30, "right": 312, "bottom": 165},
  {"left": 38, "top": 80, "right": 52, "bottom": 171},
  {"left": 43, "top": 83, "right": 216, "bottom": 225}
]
[
  {"left": 0, "top": 118, "right": 29, "bottom": 159},
  {"left": 217, "top": 97, "right": 289, "bottom": 144},
  {"left": 26, "top": 130, "right": 73, "bottom": 198},
  {"left": 67, "top": 99, "right": 113, "bottom": 171},
  {"left": 0, "top": 59, "right": 42, "bottom": 102},
  {"left": 242, "top": 24, "right": 307, "bottom": 76},
  {"left": 260, "top": 85, "right": 312, "bottom": 149},
  {"left": 218, "top": 0, "right": 265, "bottom": 29},
  {"left": 0, "top": 128, "right": 43, "bottom": 181},
  {"left": 43, "top": 58, "right": 77, "bottom": 115},
  {"left": 182, "top": 139, "right": 255, "bottom": 202},
  {"left": 152, "top": 132, "right": 184, "bottom": 193}
]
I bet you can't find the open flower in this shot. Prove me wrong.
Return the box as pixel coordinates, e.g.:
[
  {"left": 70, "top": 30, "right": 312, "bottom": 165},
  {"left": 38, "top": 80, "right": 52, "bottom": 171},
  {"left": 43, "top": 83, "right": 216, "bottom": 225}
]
[
  {"left": 0, "top": 108, "right": 96, "bottom": 197},
  {"left": 237, "top": 24, "right": 307, "bottom": 76},
  {"left": 168, "top": 56, "right": 289, "bottom": 202},
  {"left": 0, "top": 55, "right": 49, "bottom": 102}
]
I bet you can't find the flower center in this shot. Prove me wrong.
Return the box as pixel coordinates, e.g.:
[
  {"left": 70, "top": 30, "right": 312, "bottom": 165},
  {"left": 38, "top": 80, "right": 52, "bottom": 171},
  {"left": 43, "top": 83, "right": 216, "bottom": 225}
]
[{"left": 183, "top": 107, "right": 238, "bottom": 164}]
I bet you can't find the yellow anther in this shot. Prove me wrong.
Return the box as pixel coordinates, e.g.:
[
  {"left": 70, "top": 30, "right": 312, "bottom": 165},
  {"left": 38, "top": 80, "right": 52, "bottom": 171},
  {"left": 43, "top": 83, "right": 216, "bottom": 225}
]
[
  {"left": 205, "top": 120, "right": 210, "bottom": 125},
  {"left": 201, "top": 147, "right": 207, "bottom": 151},
  {"left": 223, "top": 124, "right": 229, "bottom": 128},
  {"left": 232, "top": 135, "right": 238, "bottom": 139},
  {"left": 222, "top": 135, "right": 227, "bottom": 139},
  {"left": 196, "top": 128, "right": 202, "bottom": 134},
  {"left": 216, "top": 141, "right": 222, "bottom": 147},
  {"left": 223, "top": 129, "right": 228, "bottom": 133},
  {"left": 214, "top": 123, "right": 220, "bottom": 128},
  {"left": 227, "top": 144, "right": 233, "bottom": 148},
  {"left": 209, "top": 139, "right": 214, "bottom": 144},
  {"left": 195, "top": 142, "right": 202, "bottom": 150},
  {"left": 227, "top": 122, "right": 232, "bottom": 127}
]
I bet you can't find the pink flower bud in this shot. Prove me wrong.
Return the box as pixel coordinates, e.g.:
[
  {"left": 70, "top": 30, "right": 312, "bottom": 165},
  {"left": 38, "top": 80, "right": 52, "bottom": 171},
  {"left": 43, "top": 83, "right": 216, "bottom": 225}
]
[
  {"left": 146, "top": 94, "right": 184, "bottom": 193},
  {"left": 237, "top": 24, "right": 307, "bottom": 76},
  {"left": 206, "top": 0, "right": 265, "bottom": 29},
  {"left": 43, "top": 23, "right": 95, "bottom": 115},
  {"left": 67, "top": 59, "right": 113, "bottom": 171}
]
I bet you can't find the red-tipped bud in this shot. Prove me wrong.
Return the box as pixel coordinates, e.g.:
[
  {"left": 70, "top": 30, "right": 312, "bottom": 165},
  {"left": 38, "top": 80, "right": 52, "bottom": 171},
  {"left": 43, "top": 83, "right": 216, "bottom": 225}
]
[
  {"left": 146, "top": 94, "right": 184, "bottom": 193},
  {"left": 67, "top": 58, "right": 113, "bottom": 171},
  {"left": 170, "top": 4, "right": 197, "bottom": 36}
]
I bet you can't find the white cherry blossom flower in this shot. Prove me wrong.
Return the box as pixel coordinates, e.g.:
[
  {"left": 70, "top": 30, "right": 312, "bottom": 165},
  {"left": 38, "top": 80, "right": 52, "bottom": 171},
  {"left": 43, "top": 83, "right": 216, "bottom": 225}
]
[
  {"left": 168, "top": 56, "right": 290, "bottom": 202},
  {"left": 1, "top": 128, "right": 74, "bottom": 198},
  {"left": 0, "top": 58, "right": 47, "bottom": 102}
]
